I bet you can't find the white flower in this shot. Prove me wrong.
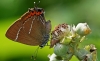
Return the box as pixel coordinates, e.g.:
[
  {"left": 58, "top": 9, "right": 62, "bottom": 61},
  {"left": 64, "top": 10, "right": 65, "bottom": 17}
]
[
  {"left": 48, "top": 53, "right": 58, "bottom": 61},
  {"left": 75, "top": 23, "right": 91, "bottom": 36}
]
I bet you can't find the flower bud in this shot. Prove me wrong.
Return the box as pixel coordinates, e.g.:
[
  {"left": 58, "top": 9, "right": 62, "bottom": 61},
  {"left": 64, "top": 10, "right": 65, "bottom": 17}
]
[
  {"left": 75, "top": 23, "right": 91, "bottom": 36},
  {"left": 74, "top": 48, "right": 89, "bottom": 60},
  {"left": 54, "top": 43, "right": 69, "bottom": 56}
]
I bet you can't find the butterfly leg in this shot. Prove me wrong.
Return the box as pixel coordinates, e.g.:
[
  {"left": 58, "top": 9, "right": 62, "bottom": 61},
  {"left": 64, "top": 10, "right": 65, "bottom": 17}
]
[{"left": 46, "top": 42, "right": 50, "bottom": 46}]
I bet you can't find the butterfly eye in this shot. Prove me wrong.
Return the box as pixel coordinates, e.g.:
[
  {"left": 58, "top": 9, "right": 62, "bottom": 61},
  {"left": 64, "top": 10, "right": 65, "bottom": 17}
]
[{"left": 38, "top": 9, "right": 42, "bottom": 12}]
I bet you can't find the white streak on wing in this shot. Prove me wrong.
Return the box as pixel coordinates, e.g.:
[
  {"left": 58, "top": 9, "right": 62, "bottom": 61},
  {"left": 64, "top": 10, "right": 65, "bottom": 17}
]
[
  {"left": 15, "top": 27, "right": 22, "bottom": 41},
  {"left": 29, "top": 17, "right": 35, "bottom": 34},
  {"left": 40, "top": 15, "right": 45, "bottom": 25},
  {"left": 15, "top": 17, "right": 32, "bottom": 41},
  {"left": 23, "top": 18, "right": 30, "bottom": 29}
]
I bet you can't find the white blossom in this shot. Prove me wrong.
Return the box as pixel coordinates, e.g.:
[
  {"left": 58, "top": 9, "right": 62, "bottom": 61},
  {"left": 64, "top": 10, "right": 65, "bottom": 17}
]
[{"left": 75, "top": 23, "right": 91, "bottom": 36}]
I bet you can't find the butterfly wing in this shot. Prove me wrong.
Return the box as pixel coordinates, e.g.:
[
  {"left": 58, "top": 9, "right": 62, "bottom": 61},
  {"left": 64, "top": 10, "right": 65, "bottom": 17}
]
[
  {"left": 45, "top": 20, "right": 51, "bottom": 34},
  {"left": 6, "top": 7, "right": 51, "bottom": 47},
  {"left": 6, "top": 10, "right": 51, "bottom": 46}
]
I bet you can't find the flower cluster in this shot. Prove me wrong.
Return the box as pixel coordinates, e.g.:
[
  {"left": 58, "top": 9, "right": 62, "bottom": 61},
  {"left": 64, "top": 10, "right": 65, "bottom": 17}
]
[{"left": 48, "top": 23, "right": 97, "bottom": 61}]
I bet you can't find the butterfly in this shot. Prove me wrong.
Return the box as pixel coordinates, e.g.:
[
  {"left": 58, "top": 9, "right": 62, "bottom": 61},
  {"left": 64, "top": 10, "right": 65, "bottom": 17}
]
[{"left": 5, "top": 2, "right": 51, "bottom": 48}]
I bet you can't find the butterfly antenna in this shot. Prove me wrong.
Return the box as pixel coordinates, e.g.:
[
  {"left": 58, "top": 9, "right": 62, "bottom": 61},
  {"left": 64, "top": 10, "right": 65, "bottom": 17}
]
[
  {"left": 34, "top": 1, "right": 40, "bottom": 7},
  {"left": 37, "top": 1, "right": 40, "bottom": 7},
  {"left": 34, "top": 2, "right": 36, "bottom": 7},
  {"left": 31, "top": 46, "right": 40, "bottom": 60}
]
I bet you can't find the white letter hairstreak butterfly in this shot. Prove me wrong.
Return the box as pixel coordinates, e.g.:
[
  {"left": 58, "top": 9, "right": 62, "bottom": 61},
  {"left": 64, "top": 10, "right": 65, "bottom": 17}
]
[{"left": 5, "top": 2, "right": 51, "bottom": 48}]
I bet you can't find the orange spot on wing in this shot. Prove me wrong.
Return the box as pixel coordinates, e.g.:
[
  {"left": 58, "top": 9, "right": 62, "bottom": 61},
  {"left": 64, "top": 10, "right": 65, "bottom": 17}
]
[
  {"left": 30, "top": 12, "right": 34, "bottom": 16},
  {"left": 23, "top": 11, "right": 42, "bottom": 20},
  {"left": 36, "top": 12, "right": 41, "bottom": 15}
]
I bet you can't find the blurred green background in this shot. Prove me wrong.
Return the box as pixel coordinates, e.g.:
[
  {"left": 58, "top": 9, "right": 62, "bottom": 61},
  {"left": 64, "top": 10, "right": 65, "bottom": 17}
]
[{"left": 0, "top": 0, "right": 100, "bottom": 61}]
